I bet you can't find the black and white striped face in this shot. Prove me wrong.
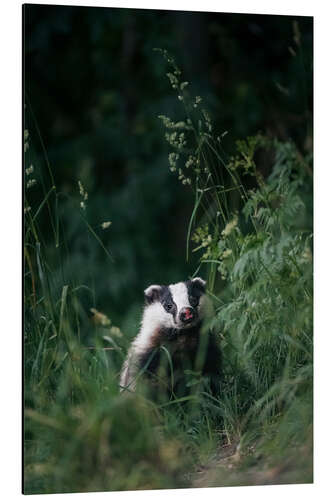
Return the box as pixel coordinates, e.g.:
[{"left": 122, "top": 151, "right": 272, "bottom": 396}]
[{"left": 144, "top": 277, "right": 206, "bottom": 329}]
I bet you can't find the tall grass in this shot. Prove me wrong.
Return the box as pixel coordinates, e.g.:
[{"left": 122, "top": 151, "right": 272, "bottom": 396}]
[
  {"left": 24, "top": 51, "right": 312, "bottom": 494},
  {"left": 24, "top": 112, "right": 208, "bottom": 493},
  {"left": 156, "top": 49, "right": 313, "bottom": 483}
]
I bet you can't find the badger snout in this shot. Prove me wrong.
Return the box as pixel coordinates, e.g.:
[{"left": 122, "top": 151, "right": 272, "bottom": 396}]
[{"left": 179, "top": 307, "right": 196, "bottom": 324}]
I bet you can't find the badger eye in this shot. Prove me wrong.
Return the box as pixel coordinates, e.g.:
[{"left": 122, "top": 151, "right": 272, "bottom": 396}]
[
  {"left": 166, "top": 303, "right": 173, "bottom": 311},
  {"left": 190, "top": 296, "right": 199, "bottom": 307}
]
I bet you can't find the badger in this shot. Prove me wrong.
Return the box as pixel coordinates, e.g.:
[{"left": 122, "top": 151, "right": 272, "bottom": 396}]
[{"left": 120, "top": 277, "right": 221, "bottom": 396}]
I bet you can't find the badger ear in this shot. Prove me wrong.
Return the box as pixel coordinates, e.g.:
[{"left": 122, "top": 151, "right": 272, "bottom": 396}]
[
  {"left": 144, "top": 284, "right": 162, "bottom": 304},
  {"left": 191, "top": 277, "right": 206, "bottom": 293}
]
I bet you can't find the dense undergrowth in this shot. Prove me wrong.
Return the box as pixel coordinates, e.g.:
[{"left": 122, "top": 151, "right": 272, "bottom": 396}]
[{"left": 24, "top": 52, "right": 313, "bottom": 493}]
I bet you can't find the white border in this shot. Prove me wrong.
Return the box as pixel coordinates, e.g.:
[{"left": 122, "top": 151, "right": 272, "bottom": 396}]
[
  {"left": 1, "top": 1, "right": 332, "bottom": 499},
  {"left": 5, "top": 0, "right": 316, "bottom": 16}
]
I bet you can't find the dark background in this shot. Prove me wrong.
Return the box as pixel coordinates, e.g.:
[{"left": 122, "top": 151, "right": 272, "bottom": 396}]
[{"left": 24, "top": 4, "right": 313, "bottom": 336}]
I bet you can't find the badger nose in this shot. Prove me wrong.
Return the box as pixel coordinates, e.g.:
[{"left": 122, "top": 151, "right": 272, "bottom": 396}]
[{"left": 179, "top": 307, "right": 194, "bottom": 323}]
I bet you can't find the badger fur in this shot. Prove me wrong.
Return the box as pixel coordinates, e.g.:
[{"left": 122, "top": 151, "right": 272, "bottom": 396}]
[{"left": 120, "top": 277, "right": 221, "bottom": 395}]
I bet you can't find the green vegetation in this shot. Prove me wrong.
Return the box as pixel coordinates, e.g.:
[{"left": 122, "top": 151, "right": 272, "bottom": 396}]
[
  {"left": 24, "top": 7, "right": 312, "bottom": 494},
  {"left": 24, "top": 55, "right": 312, "bottom": 494}
]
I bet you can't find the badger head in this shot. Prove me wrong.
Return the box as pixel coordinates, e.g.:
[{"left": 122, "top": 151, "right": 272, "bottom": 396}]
[{"left": 143, "top": 277, "right": 207, "bottom": 330}]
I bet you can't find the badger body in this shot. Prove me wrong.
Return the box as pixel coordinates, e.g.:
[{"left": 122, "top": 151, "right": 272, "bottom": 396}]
[{"left": 120, "top": 277, "right": 221, "bottom": 395}]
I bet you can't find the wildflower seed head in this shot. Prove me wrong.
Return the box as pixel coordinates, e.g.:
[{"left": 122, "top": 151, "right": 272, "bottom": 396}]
[
  {"left": 78, "top": 180, "right": 88, "bottom": 202},
  {"left": 168, "top": 152, "right": 179, "bottom": 168},
  {"left": 222, "top": 216, "right": 238, "bottom": 236},
  {"left": 167, "top": 72, "right": 179, "bottom": 88},
  {"left": 78, "top": 181, "right": 84, "bottom": 196},
  {"left": 158, "top": 115, "right": 188, "bottom": 130},
  {"left": 26, "top": 179, "right": 37, "bottom": 189},
  {"left": 185, "top": 156, "right": 195, "bottom": 169},
  {"left": 165, "top": 131, "right": 186, "bottom": 150},
  {"left": 222, "top": 249, "right": 232, "bottom": 258}
]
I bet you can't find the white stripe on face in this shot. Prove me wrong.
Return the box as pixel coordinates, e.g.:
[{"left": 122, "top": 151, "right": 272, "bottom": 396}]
[{"left": 169, "top": 282, "right": 191, "bottom": 314}]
